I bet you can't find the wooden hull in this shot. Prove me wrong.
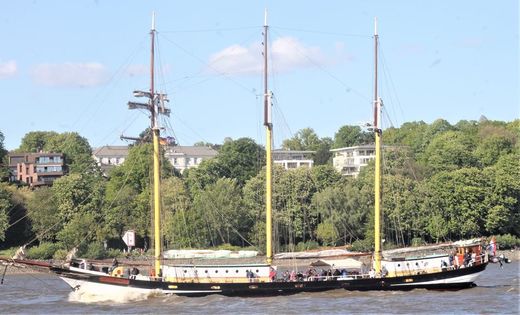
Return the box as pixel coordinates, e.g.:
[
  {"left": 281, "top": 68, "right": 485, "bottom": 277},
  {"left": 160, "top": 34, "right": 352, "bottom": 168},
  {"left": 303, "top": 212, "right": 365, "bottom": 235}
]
[{"left": 50, "top": 262, "right": 487, "bottom": 297}]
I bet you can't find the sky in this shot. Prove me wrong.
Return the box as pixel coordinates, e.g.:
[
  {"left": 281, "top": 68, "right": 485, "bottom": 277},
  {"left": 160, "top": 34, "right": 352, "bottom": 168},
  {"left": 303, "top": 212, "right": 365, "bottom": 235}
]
[{"left": 0, "top": 0, "right": 518, "bottom": 151}]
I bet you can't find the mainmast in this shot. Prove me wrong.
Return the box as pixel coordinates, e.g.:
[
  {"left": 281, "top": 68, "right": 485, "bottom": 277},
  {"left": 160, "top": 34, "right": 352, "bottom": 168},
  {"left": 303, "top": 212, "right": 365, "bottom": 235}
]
[
  {"left": 263, "top": 9, "right": 273, "bottom": 266},
  {"left": 373, "top": 17, "right": 383, "bottom": 275},
  {"left": 150, "top": 12, "right": 163, "bottom": 278}
]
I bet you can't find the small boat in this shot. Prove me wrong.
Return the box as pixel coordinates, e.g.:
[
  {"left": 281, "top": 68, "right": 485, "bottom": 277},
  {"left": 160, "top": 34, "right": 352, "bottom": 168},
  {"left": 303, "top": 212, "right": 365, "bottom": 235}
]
[{"left": 2, "top": 12, "right": 488, "bottom": 297}]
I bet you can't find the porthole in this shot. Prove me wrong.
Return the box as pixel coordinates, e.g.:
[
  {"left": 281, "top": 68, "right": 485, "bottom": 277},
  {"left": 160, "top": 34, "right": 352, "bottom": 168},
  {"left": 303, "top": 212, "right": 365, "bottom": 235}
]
[
  {"left": 183, "top": 270, "right": 187, "bottom": 273},
  {"left": 225, "top": 270, "right": 229, "bottom": 273},
  {"left": 397, "top": 264, "right": 400, "bottom": 267},
  {"left": 256, "top": 269, "right": 259, "bottom": 273},
  {"left": 235, "top": 270, "right": 239, "bottom": 273},
  {"left": 205, "top": 270, "right": 208, "bottom": 274},
  {"left": 215, "top": 270, "right": 218, "bottom": 273}
]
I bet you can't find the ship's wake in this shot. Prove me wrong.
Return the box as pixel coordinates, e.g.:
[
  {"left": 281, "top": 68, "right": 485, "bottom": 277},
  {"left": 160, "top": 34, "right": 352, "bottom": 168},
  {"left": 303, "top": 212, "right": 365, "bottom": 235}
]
[{"left": 67, "top": 286, "right": 163, "bottom": 303}]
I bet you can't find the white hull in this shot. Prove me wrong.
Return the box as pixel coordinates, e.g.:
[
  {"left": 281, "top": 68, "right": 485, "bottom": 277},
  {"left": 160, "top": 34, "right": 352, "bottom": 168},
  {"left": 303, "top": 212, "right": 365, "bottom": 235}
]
[{"left": 60, "top": 277, "right": 221, "bottom": 302}]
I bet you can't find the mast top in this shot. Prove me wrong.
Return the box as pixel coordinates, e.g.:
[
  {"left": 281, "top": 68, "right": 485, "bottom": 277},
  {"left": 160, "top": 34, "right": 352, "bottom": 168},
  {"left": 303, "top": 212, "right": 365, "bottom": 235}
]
[
  {"left": 264, "top": 8, "right": 268, "bottom": 27},
  {"left": 152, "top": 11, "right": 156, "bottom": 32},
  {"left": 374, "top": 17, "right": 378, "bottom": 36}
]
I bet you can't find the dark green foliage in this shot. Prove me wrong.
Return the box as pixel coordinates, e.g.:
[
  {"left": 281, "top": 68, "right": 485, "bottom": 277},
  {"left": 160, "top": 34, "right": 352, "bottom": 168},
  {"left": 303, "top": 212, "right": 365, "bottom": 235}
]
[
  {"left": 333, "top": 125, "right": 373, "bottom": 149},
  {"left": 18, "top": 131, "right": 96, "bottom": 173},
  {"left": 494, "top": 234, "right": 520, "bottom": 249},
  {"left": 0, "top": 131, "right": 8, "bottom": 181},
  {"left": 26, "top": 242, "right": 61, "bottom": 260},
  {"left": 0, "top": 184, "right": 12, "bottom": 242},
  {"left": 2, "top": 119, "right": 519, "bottom": 255}
]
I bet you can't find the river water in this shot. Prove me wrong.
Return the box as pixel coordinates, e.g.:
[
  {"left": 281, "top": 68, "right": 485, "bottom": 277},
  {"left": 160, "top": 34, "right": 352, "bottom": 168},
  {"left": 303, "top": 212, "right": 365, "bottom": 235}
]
[{"left": 1, "top": 262, "right": 518, "bottom": 314}]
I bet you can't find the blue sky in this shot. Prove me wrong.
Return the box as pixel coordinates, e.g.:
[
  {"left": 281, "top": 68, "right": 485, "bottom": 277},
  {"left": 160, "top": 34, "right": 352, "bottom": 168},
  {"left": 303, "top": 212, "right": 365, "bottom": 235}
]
[{"left": 1, "top": 1, "right": 518, "bottom": 151}]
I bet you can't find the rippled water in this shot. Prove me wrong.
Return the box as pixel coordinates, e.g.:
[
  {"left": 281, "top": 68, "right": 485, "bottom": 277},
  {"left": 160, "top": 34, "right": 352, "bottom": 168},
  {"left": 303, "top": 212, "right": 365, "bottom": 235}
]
[{"left": 2, "top": 262, "right": 518, "bottom": 314}]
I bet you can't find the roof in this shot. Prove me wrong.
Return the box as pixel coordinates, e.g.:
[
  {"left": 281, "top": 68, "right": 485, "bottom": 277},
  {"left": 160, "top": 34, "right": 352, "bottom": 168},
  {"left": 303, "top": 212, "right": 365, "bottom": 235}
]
[
  {"left": 92, "top": 145, "right": 129, "bottom": 157},
  {"left": 310, "top": 258, "right": 364, "bottom": 269},
  {"left": 166, "top": 146, "right": 218, "bottom": 157},
  {"left": 330, "top": 145, "right": 401, "bottom": 152},
  {"left": 272, "top": 149, "right": 316, "bottom": 154},
  {"left": 330, "top": 144, "right": 376, "bottom": 152}
]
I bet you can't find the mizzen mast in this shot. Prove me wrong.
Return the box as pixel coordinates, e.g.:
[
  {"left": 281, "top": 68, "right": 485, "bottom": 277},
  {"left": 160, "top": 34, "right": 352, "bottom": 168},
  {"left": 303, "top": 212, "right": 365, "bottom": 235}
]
[
  {"left": 263, "top": 9, "right": 273, "bottom": 265},
  {"left": 373, "top": 17, "right": 383, "bottom": 276}
]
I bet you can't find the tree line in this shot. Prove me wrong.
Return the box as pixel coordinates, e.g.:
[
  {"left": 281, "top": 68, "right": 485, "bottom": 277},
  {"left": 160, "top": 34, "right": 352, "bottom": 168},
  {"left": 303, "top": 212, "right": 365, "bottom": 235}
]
[{"left": 0, "top": 117, "right": 518, "bottom": 258}]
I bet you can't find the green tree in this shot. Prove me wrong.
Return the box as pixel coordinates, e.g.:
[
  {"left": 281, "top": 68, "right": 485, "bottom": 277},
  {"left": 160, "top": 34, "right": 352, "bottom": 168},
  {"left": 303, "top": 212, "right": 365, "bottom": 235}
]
[
  {"left": 162, "top": 177, "right": 206, "bottom": 248},
  {"left": 483, "top": 153, "right": 520, "bottom": 235},
  {"left": 422, "top": 168, "right": 491, "bottom": 240},
  {"left": 186, "top": 138, "right": 264, "bottom": 191},
  {"left": 333, "top": 125, "right": 373, "bottom": 149},
  {"left": 26, "top": 186, "right": 59, "bottom": 242},
  {"left": 382, "top": 175, "right": 423, "bottom": 245},
  {"left": 0, "top": 131, "right": 8, "bottom": 181},
  {"left": 0, "top": 184, "right": 12, "bottom": 242},
  {"left": 383, "top": 121, "right": 428, "bottom": 154},
  {"left": 18, "top": 131, "right": 59, "bottom": 152},
  {"left": 52, "top": 173, "right": 105, "bottom": 248},
  {"left": 312, "top": 182, "right": 369, "bottom": 245},
  {"left": 193, "top": 178, "right": 247, "bottom": 246},
  {"left": 421, "top": 131, "right": 477, "bottom": 175},
  {"left": 282, "top": 128, "right": 322, "bottom": 151},
  {"left": 316, "top": 221, "right": 338, "bottom": 246},
  {"left": 218, "top": 138, "right": 265, "bottom": 186},
  {"left": 310, "top": 164, "right": 341, "bottom": 192},
  {"left": 474, "top": 124, "right": 516, "bottom": 166}
]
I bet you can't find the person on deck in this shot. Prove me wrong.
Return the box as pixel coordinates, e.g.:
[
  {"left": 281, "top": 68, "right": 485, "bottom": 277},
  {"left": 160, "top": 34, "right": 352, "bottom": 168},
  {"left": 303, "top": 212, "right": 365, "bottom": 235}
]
[{"left": 269, "top": 267, "right": 277, "bottom": 281}]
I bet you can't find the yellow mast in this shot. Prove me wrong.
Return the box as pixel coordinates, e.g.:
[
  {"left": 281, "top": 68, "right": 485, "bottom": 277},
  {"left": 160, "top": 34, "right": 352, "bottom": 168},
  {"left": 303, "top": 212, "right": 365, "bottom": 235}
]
[
  {"left": 263, "top": 9, "right": 273, "bottom": 265},
  {"left": 373, "top": 18, "right": 382, "bottom": 275},
  {"left": 150, "top": 13, "right": 162, "bottom": 277},
  {"left": 126, "top": 13, "right": 168, "bottom": 278}
]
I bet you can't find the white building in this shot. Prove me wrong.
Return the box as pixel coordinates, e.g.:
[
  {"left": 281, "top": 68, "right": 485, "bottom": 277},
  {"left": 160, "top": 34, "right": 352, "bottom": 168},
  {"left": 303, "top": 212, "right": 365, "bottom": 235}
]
[
  {"left": 92, "top": 145, "right": 129, "bottom": 174},
  {"left": 331, "top": 145, "right": 377, "bottom": 177},
  {"left": 165, "top": 146, "right": 218, "bottom": 173},
  {"left": 272, "top": 150, "right": 315, "bottom": 170}
]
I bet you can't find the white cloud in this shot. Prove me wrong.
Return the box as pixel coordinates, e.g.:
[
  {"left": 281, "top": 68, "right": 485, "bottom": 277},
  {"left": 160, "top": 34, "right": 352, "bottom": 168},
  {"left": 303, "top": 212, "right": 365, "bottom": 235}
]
[
  {"left": 125, "top": 64, "right": 148, "bottom": 77},
  {"left": 0, "top": 60, "right": 17, "bottom": 79},
  {"left": 207, "top": 37, "right": 326, "bottom": 75},
  {"left": 31, "top": 62, "right": 108, "bottom": 87}
]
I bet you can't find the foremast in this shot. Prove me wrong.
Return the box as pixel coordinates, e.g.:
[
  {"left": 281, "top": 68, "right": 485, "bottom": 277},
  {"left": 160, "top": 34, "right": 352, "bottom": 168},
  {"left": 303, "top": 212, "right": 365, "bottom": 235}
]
[
  {"left": 263, "top": 9, "right": 273, "bottom": 266},
  {"left": 373, "top": 17, "right": 383, "bottom": 275},
  {"left": 127, "top": 13, "right": 169, "bottom": 277}
]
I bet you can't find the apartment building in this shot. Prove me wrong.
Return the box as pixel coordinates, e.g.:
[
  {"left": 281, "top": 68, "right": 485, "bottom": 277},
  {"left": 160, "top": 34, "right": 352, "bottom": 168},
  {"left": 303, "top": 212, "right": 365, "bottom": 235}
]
[
  {"left": 272, "top": 149, "right": 315, "bottom": 170},
  {"left": 165, "top": 146, "right": 218, "bottom": 173},
  {"left": 331, "top": 145, "right": 377, "bottom": 177},
  {"left": 92, "top": 145, "right": 129, "bottom": 174},
  {"left": 8, "top": 152, "right": 66, "bottom": 186}
]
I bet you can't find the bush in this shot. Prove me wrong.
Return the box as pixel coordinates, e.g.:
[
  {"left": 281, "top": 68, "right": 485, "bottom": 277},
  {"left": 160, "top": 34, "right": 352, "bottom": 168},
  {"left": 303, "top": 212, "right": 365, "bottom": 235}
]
[
  {"left": 350, "top": 239, "right": 373, "bottom": 252},
  {"left": 105, "top": 249, "right": 123, "bottom": 259},
  {"left": 215, "top": 243, "right": 242, "bottom": 251},
  {"left": 495, "top": 234, "right": 520, "bottom": 249},
  {"left": 0, "top": 247, "right": 18, "bottom": 258},
  {"left": 411, "top": 237, "right": 425, "bottom": 247},
  {"left": 27, "top": 243, "right": 61, "bottom": 260},
  {"left": 295, "top": 241, "right": 320, "bottom": 252},
  {"left": 53, "top": 249, "right": 68, "bottom": 260},
  {"left": 84, "top": 242, "right": 106, "bottom": 259}
]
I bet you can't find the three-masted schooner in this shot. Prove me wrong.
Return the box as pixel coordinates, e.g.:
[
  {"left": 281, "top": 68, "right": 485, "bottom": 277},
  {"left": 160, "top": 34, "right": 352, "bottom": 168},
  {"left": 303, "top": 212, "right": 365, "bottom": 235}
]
[{"left": 3, "top": 13, "right": 488, "bottom": 297}]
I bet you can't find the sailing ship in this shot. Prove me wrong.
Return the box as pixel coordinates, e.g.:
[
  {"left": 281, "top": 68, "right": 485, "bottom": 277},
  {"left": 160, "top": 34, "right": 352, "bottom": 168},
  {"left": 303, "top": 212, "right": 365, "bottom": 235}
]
[{"left": 3, "top": 13, "right": 488, "bottom": 297}]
